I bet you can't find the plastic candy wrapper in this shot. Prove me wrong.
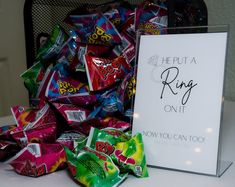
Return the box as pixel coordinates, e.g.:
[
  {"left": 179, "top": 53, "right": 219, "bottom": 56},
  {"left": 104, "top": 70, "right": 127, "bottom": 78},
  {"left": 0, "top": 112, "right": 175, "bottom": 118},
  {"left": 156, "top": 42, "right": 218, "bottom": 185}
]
[
  {"left": 7, "top": 143, "right": 66, "bottom": 177},
  {"left": 87, "top": 128, "right": 148, "bottom": 178},
  {"left": 0, "top": 124, "right": 17, "bottom": 141},
  {"left": 57, "top": 38, "right": 77, "bottom": 62},
  {"left": 36, "top": 65, "right": 54, "bottom": 100},
  {"left": 46, "top": 71, "right": 98, "bottom": 106},
  {"left": 36, "top": 25, "right": 68, "bottom": 61},
  {"left": 0, "top": 141, "right": 20, "bottom": 161},
  {"left": 56, "top": 131, "right": 87, "bottom": 151},
  {"left": 52, "top": 103, "right": 90, "bottom": 125},
  {"left": 65, "top": 146, "right": 128, "bottom": 187},
  {"left": 84, "top": 54, "right": 131, "bottom": 91},
  {"left": 117, "top": 70, "right": 136, "bottom": 108},
  {"left": 20, "top": 61, "right": 45, "bottom": 97},
  {"left": 11, "top": 103, "right": 55, "bottom": 130},
  {"left": 45, "top": 70, "right": 88, "bottom": 98},
  {"left": 11, "top": 104, "right": 57, "bottom": 147},
  {"left": 135, "top": 1, "right": 168, "bottom": 34},
  {"left": 70, "top": 14, "right": 122, "bottom": 46},
  {"left": 12, "top": 122, "right": 57, "bottom": 147},
  {"left": 89, "top": 91, "right": 123, "bottom": 118}
]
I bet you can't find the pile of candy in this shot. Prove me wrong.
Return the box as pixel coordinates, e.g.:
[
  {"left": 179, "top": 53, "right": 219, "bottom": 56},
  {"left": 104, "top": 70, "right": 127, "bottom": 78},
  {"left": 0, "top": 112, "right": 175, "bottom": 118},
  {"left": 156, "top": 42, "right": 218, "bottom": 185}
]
[{"left": 0, "top": 0, "right": 168, "bottom": 186}]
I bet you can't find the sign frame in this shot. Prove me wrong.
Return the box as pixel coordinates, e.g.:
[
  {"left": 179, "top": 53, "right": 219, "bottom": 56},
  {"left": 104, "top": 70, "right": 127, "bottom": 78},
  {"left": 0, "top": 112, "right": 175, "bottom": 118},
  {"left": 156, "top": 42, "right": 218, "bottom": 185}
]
[{"left": 132, "top": 25, "right": 232, "bottom": 176}]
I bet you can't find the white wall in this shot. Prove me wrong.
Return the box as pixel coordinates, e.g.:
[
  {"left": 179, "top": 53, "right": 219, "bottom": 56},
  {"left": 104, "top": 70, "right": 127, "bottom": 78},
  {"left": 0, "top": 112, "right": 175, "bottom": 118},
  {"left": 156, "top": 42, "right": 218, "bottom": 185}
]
[{"left": 205, "top": 0, "right": 235, "bottom": 101}]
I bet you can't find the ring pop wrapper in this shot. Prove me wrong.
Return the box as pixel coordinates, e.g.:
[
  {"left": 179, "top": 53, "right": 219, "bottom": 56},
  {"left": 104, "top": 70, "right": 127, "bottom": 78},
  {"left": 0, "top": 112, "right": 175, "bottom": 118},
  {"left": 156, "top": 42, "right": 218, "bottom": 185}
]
[
  {"left": 84, "top": 54, "right": 131, "bottom": 91},
  {"left": 64, "top": 146, "right": 128, "bottom": 187},
  {"left": 6, "top": 143, "right": 66, "bottom": 177},
  {"left": 87, "top": 128, "right": 148, "bottom": 178},
  {"left": 72, "top": 14, "right": 122, "bottom": 46},
  {"left": 52, "top": 103, "right": 91, "bottom": 125},
  {"left": 135, "top": 1, "right": 168, "bottom": 34},
  {"left": 45, "top": 71, "right": 89, "bottom": 99},
  {"left": 89, "top": 91, "right": 123, "bottom": 118},
  {"left": 46, "top": 71, "right": 98, "bottom": 106},
  {"left": 20, "top": 61, "right": 45, "bottom": 98},
  {"left": 11, "top": 103, "right": 55, "bottom": 130},
  {"left": 11, "top": 122, "right": 57, "bottom": 147},
  {"left": 56, "top": 131, "right": 87, "bottom": 151},
  {"left": 117, "top": 70, "right": 136, "bottom": 108},
  {"left": 36, "top": 25, "right": 68, "bottom": 61},
  {"left": 0, "top": 141, "right": 20, "bottom": 161},
  {"left": 11, "top": 104, "right": 57, "bottom": 147}
]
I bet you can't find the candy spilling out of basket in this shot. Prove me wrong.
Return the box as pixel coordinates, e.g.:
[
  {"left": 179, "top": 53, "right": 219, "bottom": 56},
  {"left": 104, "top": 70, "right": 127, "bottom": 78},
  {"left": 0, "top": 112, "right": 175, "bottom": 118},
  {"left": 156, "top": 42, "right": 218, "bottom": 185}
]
[{"left": 0, "top": 0, "right": 168, "bottom": 186}]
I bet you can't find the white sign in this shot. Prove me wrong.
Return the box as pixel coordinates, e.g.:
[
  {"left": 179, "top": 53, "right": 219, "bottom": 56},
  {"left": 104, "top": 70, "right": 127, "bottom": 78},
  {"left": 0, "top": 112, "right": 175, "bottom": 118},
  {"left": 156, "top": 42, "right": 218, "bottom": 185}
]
[{"left": 132, "top": 32, "right": 228, "bottom": 175}]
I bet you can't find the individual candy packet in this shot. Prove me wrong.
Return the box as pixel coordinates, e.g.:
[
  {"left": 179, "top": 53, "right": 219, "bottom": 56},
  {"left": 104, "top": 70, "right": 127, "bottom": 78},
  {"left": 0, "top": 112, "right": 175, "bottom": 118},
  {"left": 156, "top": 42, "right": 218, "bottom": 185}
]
[
  {"left": 117, "top": 70, "right": 136, "bottom": 108},
  {"left": 20, "top": 61, "right": 45, "bottom": 97},
  {"left": 89, "top": 90, "right": 123, "bottom": 118},
  {"left": 72, "top": 43, "right": 115, "bottom": 72},
  {"left": 6, "top": 143, "right": 66, "bottom": 177},
  {"left": 45, "top": 71, "right": 89, "bottom": 100},
  {"left": 64, "top": 146, "right": 128, "bottom": 187},
  {"left": 135, "top": 1, "right": 168, "bottom": 34},
  {"left": 36, "top": 25, "right": 68, "bottom": 61},
  {"left": 84, "top": 54, "right": 131, "bottom": 91},
  {"left": 87, "top": 128, "right": 148, "bottom": 178},
  {"left": 86, "top": 14, "right": 122, "bottom": 45},
  {"left": 57, "top": 37, "right": 78, "bottom": 67},
  {"left": 11, "top": 104, "right": 57, "bottom": 147},
  {"left": 70, "top": 14, "right": 122, "bottom": 46},
  {"left": 0, "top": 124, "right": 17, "bottom": 140},
  {"left": 52, "top": 103, "right": 91, "bottom": 125},
  {"left": 56, "top": 131, "right": 87, "bottom": 151},
  {"left": 36, "top": 65, "right": 54, "bottom": 100},
  {"left": 11, "top": 103, "right": 55, "bottom": 130},
  {"left": 11, "top": 121, "right": 57, "bottom": 147},
  {"left": 0, "top": 141, "right": 20, "bottom": 161},
  {"left": 121, "top": 15, "right": 135, "bottom": 39}
]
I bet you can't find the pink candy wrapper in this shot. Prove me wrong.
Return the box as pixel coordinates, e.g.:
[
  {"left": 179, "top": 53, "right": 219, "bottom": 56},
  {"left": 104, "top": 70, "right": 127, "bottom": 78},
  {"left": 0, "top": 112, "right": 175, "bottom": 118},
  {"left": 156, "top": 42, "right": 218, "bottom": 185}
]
[{"left": 7, "top": 143, "right": 66, "bottom": 177}]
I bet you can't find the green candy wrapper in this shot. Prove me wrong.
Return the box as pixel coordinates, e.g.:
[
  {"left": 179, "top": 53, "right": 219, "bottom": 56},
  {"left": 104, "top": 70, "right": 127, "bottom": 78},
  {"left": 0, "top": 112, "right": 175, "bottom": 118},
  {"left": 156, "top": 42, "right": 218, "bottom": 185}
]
[
  {"left": 64, "top": 146, "right": 128, "bottom": 187},
  {"left": 86, "top": 128, "right": 148, "bottom": 178},
  {"left": 20, "top": 61, "right": 45, "bottom": 97},
  {"left": 36, "top": 25, "right": 68, "bottom": 61}
]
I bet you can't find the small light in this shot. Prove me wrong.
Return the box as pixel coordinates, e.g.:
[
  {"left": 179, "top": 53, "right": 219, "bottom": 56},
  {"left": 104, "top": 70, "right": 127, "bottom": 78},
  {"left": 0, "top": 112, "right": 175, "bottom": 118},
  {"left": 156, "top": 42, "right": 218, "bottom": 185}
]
[
  {"left": 206, "top": 128, "right": 213, "bottom": 133},
  {"left": 185, "top": 160, "right": 192, "bottom": 165},
  {"left": 133, "top": 113, "right": 140, "bottom": 118},
  {"left": 194, "top": 147, "right": 202, "bottom": 153}
]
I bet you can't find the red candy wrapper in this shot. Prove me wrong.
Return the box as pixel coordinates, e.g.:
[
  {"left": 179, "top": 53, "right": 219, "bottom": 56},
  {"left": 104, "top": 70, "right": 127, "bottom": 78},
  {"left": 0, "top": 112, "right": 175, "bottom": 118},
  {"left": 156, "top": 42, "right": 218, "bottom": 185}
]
[
  {"left": 84, "top": 54, "right": 131, "bottom": 91},
  {"left": 0, "top": 141, "right": 20, "bottom": 161},
  {"left": 6, "top": 143, "right": 66, "bottom": 177},
  {"left": 52, "top": 103, "right": 90, "bottom": 125}
]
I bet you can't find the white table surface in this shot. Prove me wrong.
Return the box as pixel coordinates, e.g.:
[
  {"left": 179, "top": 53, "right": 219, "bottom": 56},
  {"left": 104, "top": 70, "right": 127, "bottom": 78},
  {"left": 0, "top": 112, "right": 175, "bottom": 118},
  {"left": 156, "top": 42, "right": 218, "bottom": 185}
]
[{"left": 0, "top": 101, "right": 235, "bottom": 187}]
